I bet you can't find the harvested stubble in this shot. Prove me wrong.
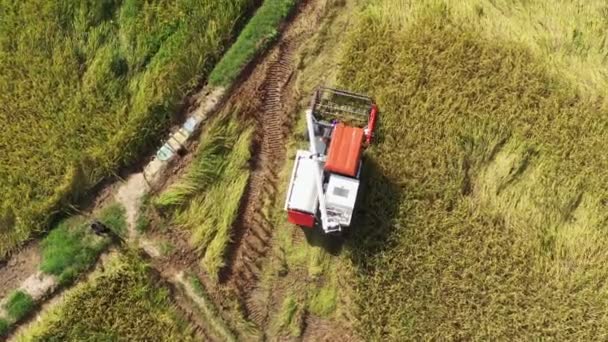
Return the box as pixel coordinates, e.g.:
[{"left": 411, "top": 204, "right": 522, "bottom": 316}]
[{"left": 338, "top": 1, "right": 608, "bottom": 340}]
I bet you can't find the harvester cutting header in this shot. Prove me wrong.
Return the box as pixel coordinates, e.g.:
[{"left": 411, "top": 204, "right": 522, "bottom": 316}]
[{"left": 284, "top": 87, "right": 379, "bottom": 234}]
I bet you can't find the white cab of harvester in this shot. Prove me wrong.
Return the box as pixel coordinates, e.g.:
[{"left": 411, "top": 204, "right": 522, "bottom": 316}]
[
  {"left": 325, "top": 174, "right": 360, "bottom": 226},
  {"left": 284, "top": 150, "right": 321, "bottom": 228},
  {"left": 285, "top": 150, "right": 321, "bottom": 214}
]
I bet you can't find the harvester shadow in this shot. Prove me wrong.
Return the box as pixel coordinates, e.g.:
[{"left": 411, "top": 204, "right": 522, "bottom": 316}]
[
  {"left": 302, "top": 225, "right": 345, "bottom": 256},
  {"left": 346, "top": 157, "right": 401, "bottom": 265},
  {"left": 302, "top": 158, "right": 400, "bottom": 259}
]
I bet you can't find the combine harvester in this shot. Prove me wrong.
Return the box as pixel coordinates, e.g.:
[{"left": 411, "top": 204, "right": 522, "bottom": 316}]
[{"left": 284, "top": 87, "right": 379, "bottom": 234}]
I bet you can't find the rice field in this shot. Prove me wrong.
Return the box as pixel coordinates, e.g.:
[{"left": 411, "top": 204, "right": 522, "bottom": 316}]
[
  {"left": 0, "top": 0, "right": 256, "bottom": 258},
  {"left": 5, "top": 0, "right": 608, "bottom": 340},
  {"left": 16, "top": 253, "right": 194, "bottom": 341},
  {"left": 337, "top": 0, "right": 608, "bottom": 340}
]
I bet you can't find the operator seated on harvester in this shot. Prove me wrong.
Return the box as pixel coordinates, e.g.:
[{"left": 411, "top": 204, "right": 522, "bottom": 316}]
[{"left": 284, "top": 87, "right": 378, "bottom": 234}]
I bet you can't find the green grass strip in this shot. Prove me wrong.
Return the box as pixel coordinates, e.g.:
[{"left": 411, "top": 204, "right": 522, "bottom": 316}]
[
  {"left": 209, "top": 0, "right": 299, "bottom": 86},
  {"left": 40, "top": 204, "right": 125, "bottom": 284},
  {"left": 4, "top": 290, "right": 35, "bottom": 322}
]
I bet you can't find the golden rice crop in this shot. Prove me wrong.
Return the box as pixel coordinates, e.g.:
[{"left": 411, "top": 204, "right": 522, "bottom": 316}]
[
  {"left": 338, "top": 0, "right": 608, "bottom": 340},
  {"left": 0, "top": 0, "right": 256, "bottom": 258},
  {"left": 16, "top": 253, "right": 194, "bottom": 341}
]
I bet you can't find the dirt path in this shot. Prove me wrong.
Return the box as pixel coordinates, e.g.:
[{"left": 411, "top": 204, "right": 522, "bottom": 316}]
[
  {"left": 0, "top": 242, "right": 40, "bottom": 299},
  {"left": 115, "top": 173, "right": 150, "bottom": 241},
  {"left": 220, "top": 0, "right": 327, "bottom": 324}
]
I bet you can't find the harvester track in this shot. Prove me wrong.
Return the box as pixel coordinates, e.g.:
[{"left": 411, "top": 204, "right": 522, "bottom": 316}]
[
  {"left": 224, "top": 38, "right": 296, "bottom": 294},
  {"left": 220, "top": 0, "right": 326, "bottom": 323}
]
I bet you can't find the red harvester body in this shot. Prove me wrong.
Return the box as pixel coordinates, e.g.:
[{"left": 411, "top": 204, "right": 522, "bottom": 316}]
[{"left": 284, "top": 87, "right": 379, "bottom": 234}]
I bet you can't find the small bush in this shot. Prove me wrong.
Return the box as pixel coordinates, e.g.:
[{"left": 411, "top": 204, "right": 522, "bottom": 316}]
[
  {"left": 4, "top": 290, "right": 35, "bottom": 321},
  {"left": 135, "top": 214, "right": 150, "bottom": 234},
  {"left": 135, "top": 195, "right": 152, "bottom": 234},
  {"left": 308, "top": 286, "right": 337, "bottom": 317},
  {"left": 189, "top": 276, "right": 206, "bottom": 298}
]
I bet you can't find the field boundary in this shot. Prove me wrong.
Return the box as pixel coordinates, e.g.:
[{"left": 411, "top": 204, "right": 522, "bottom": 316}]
[{"left": 209, "top": 0, "right": 300, "bottom": 87}]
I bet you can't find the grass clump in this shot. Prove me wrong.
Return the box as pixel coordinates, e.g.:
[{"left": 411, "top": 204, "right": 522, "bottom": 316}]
[
  {"left": 97, "top": 202, "right": 127, "bottom": 237},
  {"left": 40, "top": 217, "right": 110, "bottom": 285},
  {"left": 308, "top": 286, "right": 337, "bottom": 317},
  {"left": 337, "top": 1, "right": 608, "bottom": 340},
  {"left": 18, "top": 254, "right": 193, "bottom": 341},
  {"left": 187, "top": 275, "right": 237, "bottom": 342},
  {"left": 189, "top": 276, "right": 206, "bottom": 297},
  {"left": 209, "top": 0, "right": 299, "bottom": 86},
  {"left": 0, "top": 0, "right": 257, "bottom": 259},
  {"left": 156, "top": 113, "right": 253, "bottom": 279},
  {"left": 4, "top": 291, "right": 35, "bottom": 322},
  {"left": 135, "top": 195, "right": 152, "bottom": 234},
  {"left": 274, "top": 294, "right": 303, "bottom": 337},
  {"left": 135, "top": 213, "right": 151, "bottom": 234}
]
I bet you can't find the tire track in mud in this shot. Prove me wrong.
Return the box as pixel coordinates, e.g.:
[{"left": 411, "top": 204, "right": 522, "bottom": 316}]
[
  {"left": 223, "top": 38, "right": 295, "bottom": 297},
  {"left": 220, "top": 0, "right": 326, "bottom": 324}
]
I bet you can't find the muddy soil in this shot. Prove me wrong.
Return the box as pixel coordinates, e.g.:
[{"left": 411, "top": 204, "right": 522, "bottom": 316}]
[{"left": 220, "top": 0, "right": 327, "bottom": 312}]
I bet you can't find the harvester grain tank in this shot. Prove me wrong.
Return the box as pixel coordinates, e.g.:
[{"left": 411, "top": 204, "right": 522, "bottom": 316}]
[{"left": 284, "top": 87, "right": 379, "bottom": 234}]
